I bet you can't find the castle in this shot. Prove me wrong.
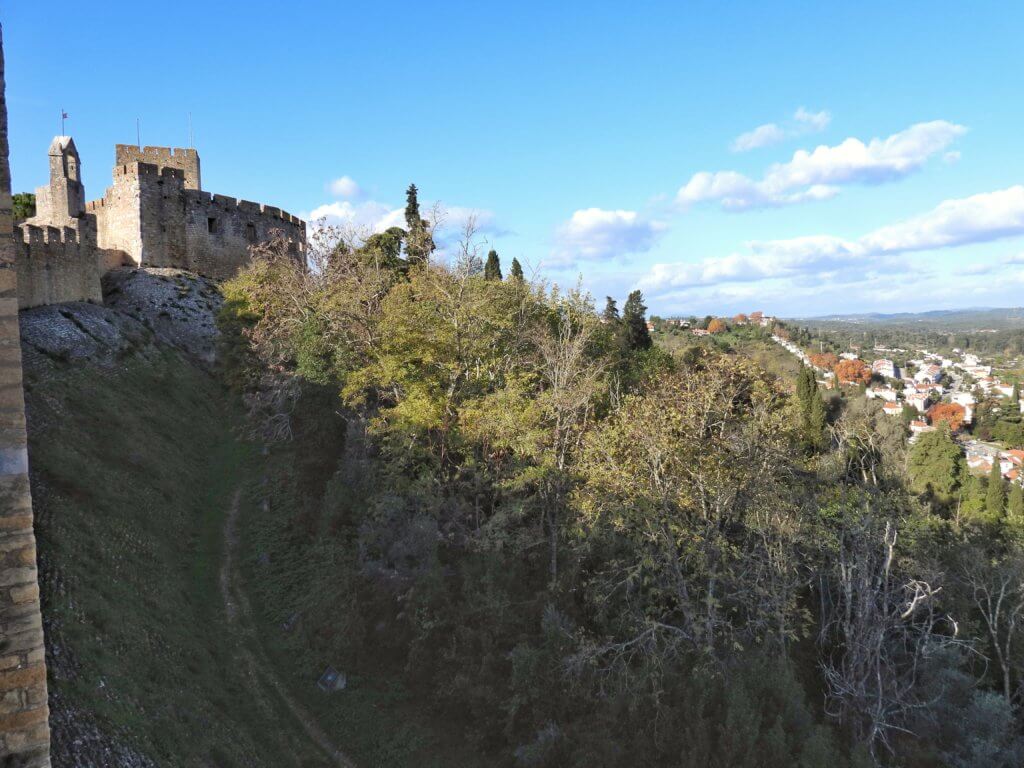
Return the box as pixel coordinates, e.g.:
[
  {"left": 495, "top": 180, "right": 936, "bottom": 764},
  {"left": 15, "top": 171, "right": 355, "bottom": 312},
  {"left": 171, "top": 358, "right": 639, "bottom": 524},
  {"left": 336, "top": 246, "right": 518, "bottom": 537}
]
[{"left": 16, "top": 136, "right": 306, "bottom": 308}]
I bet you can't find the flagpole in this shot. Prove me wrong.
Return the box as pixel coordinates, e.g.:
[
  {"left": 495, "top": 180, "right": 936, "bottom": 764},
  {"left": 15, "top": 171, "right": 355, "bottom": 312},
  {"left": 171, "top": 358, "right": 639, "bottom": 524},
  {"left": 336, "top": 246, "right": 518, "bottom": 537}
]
[{"left": 60, "top": 108, "right": 64, "bottom": 136}]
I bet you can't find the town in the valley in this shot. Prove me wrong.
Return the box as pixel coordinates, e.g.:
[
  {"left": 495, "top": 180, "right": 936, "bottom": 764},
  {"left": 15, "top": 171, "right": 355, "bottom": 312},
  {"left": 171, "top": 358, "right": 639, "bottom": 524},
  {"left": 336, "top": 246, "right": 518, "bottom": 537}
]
[{"left": 652, "top": 312, "right": 1024, "bottom": 488}]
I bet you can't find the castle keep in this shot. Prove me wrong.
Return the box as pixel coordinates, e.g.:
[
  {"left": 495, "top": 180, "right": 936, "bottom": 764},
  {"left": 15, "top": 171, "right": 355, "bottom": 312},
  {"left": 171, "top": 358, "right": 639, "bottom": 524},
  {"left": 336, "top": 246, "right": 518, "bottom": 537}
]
[{"left": 17, "top": 138, "right": 305, "bottom": 308}]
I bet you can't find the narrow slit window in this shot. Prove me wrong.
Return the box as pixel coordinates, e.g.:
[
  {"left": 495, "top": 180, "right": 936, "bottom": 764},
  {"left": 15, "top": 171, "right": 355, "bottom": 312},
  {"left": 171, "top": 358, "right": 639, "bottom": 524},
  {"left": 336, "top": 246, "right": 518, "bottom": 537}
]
[
  {"left": 207, "top": 217, "right": 217, "bottom": 234},
  {"left": 246, "top": 222, "right": 256, "bottom": 242}
]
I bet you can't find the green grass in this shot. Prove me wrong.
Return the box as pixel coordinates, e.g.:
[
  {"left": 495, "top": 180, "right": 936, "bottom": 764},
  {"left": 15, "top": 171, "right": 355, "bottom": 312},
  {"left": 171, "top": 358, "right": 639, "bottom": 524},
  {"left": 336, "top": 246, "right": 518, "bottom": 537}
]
[
  {"left": 238, "top": 452, "right": 489, "bottom": 768},
  {"left": 27, "top": 350, "right": 325, "bottom": 766},
  {"left": 27, "top": 341, "right": 492, "bottom": 766}
]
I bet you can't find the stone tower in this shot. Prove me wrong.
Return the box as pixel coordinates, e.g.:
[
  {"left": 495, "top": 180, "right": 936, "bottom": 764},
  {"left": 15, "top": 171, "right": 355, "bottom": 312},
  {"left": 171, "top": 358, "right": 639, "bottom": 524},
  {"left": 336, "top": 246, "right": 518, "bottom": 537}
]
[
  {"left": 0, "top": 24, "right": 53, "bottom": 768},
  {"left": 34, "top": 136, "right": 84, "bottom": 225}
]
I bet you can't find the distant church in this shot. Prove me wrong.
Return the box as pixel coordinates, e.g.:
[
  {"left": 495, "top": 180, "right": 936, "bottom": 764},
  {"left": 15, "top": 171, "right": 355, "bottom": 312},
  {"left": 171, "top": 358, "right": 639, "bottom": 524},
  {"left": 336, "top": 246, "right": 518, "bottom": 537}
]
[{"left": 16, "top": 136, "right": 305, "bottom": 308}]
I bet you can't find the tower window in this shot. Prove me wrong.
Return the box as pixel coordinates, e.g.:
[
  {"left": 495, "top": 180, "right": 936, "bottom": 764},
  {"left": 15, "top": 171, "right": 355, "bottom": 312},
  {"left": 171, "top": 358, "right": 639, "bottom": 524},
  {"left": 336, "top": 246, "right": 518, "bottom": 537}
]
[
  {"left": 207, "top": 217, "right": 217, "bottom": 234},
  {"left": 246, "top": 223, "right": 256, "bottom": 242}
]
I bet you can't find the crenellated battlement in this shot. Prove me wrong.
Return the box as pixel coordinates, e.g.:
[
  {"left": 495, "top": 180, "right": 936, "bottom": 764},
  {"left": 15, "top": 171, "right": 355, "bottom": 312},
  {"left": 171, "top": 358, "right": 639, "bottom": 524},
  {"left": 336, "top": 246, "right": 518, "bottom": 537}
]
[
  {"left": 115, "top": 144, "right": 200, "bottom": 189},
  {"left": 19, "top": 135, "right": 305, "bottom": 301},
  {"left": 15, "top": 222, "right": 101, "bottom": 308}
]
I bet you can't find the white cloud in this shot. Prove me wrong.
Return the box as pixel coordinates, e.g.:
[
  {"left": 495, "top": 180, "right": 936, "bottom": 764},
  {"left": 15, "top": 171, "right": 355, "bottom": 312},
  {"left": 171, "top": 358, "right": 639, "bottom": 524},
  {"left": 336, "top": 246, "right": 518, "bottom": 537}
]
[
  {"left": 860, "top": 186, "right": 1024, "bottom": 254},
  {"left": 641, "top": 185, "right": 1024, "bottom": 295},
  {"left": 306, "top": 200, "right": 400, "bottom": 232},
  {"left": 731, "top": 123, "right": 787, "bottom": 153},
  {"left": 327, "top": 175, "right": 364, "bottom": 200},
  {"left": 688, "top": 120, "right": 967, "bottom": 210},
  {"left": 794, "top": 107, "right": 831, "bottom": 132},
  {"left": 550, "top": 208, "right": 666, "bottom": 266},
  {"left": 730, "top": 107, "right": 832, "bottom": 153}
]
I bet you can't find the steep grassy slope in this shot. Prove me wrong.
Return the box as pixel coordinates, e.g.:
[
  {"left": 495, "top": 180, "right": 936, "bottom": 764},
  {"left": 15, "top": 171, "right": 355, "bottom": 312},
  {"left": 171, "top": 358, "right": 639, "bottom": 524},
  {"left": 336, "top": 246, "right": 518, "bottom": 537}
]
[
  {"left": 20, "top": 271, "right": 488, "bottom": 767},
  {"left": 25, "top": 335, "right": 331, "bottom": 766}
]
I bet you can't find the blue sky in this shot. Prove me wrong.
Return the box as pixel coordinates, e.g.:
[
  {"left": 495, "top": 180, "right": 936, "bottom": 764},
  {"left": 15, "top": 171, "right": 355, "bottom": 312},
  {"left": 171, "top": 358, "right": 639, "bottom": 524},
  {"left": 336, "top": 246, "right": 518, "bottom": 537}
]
[{"left": 5, "top": 2, "right": 1024, "bottom": 317}]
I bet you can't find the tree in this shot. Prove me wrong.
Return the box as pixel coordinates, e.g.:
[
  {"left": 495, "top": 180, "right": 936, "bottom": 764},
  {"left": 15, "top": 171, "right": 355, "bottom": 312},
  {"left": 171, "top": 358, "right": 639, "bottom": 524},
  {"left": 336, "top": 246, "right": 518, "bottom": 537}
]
[
  {"left": 622, "top": 290, "right": 652, "bottom": 351},
  {"left": 929, "top": 402, "right": 966, "bottom": 432},
  {"left": 12, "top": 192, "right": 34, "bottom": 222},
  {"left": 602, "top": 296, "right": 619, "bottom": 323},
  {"left": 908, "top": 426, "right": 964, "bottom": 500},
  {"left": 988, "top": 460, "right": 1007, "bottom": 518},
  {"left": 809, "top": 352, "right": 839, "bottom": 371},
  {"left": 795, "top": 365, "right": 826, "bottom": 451},
  {"left": 508, "top": 257, "right": 524, "bottom": 281},
  {"left": 708, "top": 318, "right": 727, "bottom": 334},
  {"left": 403, "top": 183, "right": 435, "bottom": 265},
  {"left": 834, "top": 358, "right": 871, "bottom": 385},
  {"left": 733, "top": 313, "right": 748, "bottom": 325},
  {"left": 1009, "top": 483, "right": 1024, "bottom": 522},
  {"left": 484, "top": 249, "right": 502, "bottom": 281}
]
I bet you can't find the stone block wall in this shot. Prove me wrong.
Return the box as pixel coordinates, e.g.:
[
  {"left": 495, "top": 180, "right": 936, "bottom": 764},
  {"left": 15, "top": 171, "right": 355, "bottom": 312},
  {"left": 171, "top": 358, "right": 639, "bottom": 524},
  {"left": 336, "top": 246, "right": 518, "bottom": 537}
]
[
  {"left": 15, "top": 225, "right": 102, "bottom": 309},
  {"left": 0, "top": 23, "right": 52, "bottom": 767},
  {"left": 114, "top": 144, "right": 200, "bottom": 190},
  {"left": 183, "top": 191, "right": 305, "bottom": 279}
]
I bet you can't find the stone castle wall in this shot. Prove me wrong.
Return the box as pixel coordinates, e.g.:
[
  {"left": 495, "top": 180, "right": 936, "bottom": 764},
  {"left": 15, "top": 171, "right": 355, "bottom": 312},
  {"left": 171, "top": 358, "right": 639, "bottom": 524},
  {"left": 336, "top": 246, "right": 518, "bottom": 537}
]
[
  {"left": 15, "top": 225, "right": 102, "bottom": 310},
  {"left": 16, "top": 139, "right": 305, "bottom": 307},
  {"left": 114, "top": 144, "right": 200, "bottom": 190},
  {"left": 0, "top": 24, "right": 53, "bottom": 768},
  {"left": 181, "top": 190, "right": 304, "bottom": 279}
]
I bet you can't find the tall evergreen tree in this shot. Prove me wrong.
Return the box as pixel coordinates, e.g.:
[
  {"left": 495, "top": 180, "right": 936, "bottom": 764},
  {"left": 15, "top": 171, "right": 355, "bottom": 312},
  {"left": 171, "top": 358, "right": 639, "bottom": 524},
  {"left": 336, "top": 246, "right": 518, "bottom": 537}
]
[
  {"left": 404, "top": 183, "right": 421, "bottom": 232},
  {"left": 484, "top": 250, "right": 502, "bottom": 281},
  {"left": 602, "top": 297, "right": 620, "bottom": 323},
  {"left": 1008, "top": 482, "right": 1024, "bottom": 522},
  {"left": 987, "top": 460, "right": 1006, "bottom": 517},
  {"left": 508, "top": 257, "right": 524, "bottom": 281},
  {"left": 403, "top": 183, "right": 435, "bottom": 265},
  {"left": 622, "top": 290, "right": 652, "bottom": 351}
]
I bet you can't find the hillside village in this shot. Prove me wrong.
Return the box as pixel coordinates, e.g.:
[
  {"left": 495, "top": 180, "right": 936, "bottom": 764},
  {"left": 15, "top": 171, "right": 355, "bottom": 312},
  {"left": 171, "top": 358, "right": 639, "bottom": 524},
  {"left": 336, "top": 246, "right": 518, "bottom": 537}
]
[{"left": 768, "top": 327, "right": 1024, "bottom": 485}]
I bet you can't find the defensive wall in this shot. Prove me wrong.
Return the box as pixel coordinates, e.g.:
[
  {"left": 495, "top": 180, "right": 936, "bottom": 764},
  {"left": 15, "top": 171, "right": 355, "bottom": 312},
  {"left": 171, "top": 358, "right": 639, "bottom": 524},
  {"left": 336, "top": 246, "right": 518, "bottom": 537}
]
[
  {"left": 16, "top": 133, "right": 305, "bottom": 307},
  {"left": 0, "top": 23, "right": 53, "bottom": 767}
]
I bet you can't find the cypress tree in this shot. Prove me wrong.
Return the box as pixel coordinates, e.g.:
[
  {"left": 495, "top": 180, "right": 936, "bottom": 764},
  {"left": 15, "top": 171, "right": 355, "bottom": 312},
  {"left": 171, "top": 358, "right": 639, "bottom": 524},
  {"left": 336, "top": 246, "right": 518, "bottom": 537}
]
[
  {"left": 403, "top": 183, "right": 434, "bottom": 265},
  {"left": 808, "top": 383, "right": 827, "bottom": 450},
  {"left": 1008, "top": 482, "right": 1024, "bottom": 522},
  {"left": 509, "top": 257, "right": 524, "bottom": 281},
  {"left": 484, "top": 250, "right": 502, "bottom": 281},
  {"left": 987, "top": 460, "right": 1006, "bottom": 517},
  {"left": 602, "top": 297, "right": 620, "bottom": 323},
  {"left": 622, "top": 290, "right": 652, "bottom": 351},
  {"left": 404, "top": 183, "right": 421, "bottom": 232}
]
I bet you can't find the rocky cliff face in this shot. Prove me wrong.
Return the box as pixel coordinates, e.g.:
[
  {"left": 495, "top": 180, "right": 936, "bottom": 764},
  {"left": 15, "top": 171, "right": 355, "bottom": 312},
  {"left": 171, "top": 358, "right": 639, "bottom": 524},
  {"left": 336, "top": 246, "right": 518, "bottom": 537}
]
[{"left": 20, "top": 268, "right": 223, "bottom": 372}]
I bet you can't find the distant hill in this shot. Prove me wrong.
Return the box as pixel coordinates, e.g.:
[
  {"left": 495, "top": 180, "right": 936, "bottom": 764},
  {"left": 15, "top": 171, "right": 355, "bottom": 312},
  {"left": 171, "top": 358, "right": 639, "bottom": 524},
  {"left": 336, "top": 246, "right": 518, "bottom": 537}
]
[{"left": 792, "top": 307, "right": 1024, "bottom": 331}]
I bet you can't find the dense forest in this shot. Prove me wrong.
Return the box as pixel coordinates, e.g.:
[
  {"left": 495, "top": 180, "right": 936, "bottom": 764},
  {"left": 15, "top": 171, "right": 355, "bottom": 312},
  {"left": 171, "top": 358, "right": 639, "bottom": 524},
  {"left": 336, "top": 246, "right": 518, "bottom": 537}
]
[{"left": 216, "top": 189, "right": 1024, "bottom": 767}]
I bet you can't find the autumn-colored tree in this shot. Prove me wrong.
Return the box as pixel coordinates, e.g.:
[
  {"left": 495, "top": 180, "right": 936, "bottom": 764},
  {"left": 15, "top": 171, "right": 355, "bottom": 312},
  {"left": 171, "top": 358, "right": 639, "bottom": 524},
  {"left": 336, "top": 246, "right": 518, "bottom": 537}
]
[
  {"left": 775, "top": 326, "right": 790, "bottom": 340},
  {"left": 834, "top": 358, "right": 871, "bottom": 385},
  {"left": 733, "top": 313, "right": 748, "bottom": 324},
  {"left": 809, "top": 352, "right": 839, "bottom": 371},
  {"left": 750, "top": 310, "right": 763, "bottom": 321},
  {"left": 708, "top": 318, "right": 727, "bottom": 334},
  {"left": 929, "top": 402, "right": 966, "bottom": 432}
]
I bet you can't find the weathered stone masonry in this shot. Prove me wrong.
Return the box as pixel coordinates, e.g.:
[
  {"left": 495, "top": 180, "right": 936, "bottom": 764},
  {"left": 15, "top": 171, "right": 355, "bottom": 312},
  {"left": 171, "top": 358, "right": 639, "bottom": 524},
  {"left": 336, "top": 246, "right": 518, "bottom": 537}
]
[
  {"left": 0, "top": 24, "right": 53, "bottom": 768},
  {"left": 17, "top": 134, "right": 305, "bottom": 308}
]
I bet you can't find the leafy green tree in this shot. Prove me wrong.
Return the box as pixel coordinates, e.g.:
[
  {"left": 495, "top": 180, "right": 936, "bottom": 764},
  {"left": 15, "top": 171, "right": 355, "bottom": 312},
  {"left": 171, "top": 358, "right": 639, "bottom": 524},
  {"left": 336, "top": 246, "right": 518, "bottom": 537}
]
[
  {"left": 622, "top": 290, "right": 652, "bottom": 351},
  {"left": 483, "top": 249, "right": 502, "bottom": 281},
  {"left": 988, "top": 460, "right": 1006, "bottom": 518},
  {"left": 12, "top": 192, "right": 34, "bottom": 222},
  {"left": 508, "top": 257, "right": 524, "bottom": 281},
  {"left": 908, "top": 426, "right": 964, "bottom": 500}
]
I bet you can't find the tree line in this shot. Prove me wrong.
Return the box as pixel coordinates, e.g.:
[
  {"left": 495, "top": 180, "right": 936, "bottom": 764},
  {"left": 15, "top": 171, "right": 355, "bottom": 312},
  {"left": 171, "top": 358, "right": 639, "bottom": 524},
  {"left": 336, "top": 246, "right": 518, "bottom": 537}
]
[{"left": 217, "top": 189, "right": 1024, "bottom": 767}]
